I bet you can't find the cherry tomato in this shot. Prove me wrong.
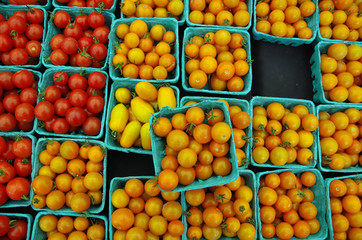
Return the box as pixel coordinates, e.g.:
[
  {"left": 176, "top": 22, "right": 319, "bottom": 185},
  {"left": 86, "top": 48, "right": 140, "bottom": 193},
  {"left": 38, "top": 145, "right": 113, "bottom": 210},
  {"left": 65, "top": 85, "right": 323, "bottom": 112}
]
[
  {"left": 69, "top": 89, "right": 89, "bottom": 107},
  {"left": 0, "top": 71, "right": 15, "bottom": 90},
  {"left": 1, "top": 52, "right": 12, "bottom": 65},
  {"left": 54, "top": 98, "right": 72, "bottom": 117},
  {"left": 3, "top": 94, "right": 21, "bottom": 113},
  {"left": 0, "top": 113, "right": 20, "bottom": 132},
  {"left": 68, "top": 73, "right": 87, "bottom": 90},
  {"left": 12, "top": 137, "right": 32, "bottom": 158},
  {"left": 34, "top": 101, "right": 55, "bottom": 121},
  {"left": 0, "top": 184, "right": 8, "bottom": 206},
  {"left": 53, "top": 71, "right": 69, "bottom": 86},
  {"left": 77, "top": 36, "right": 93, "bottom": 52},
  {"left": 6, "top": 177, "right": 30, "bottom": 200},
  {"left": 93, "top": 26, "right": 109, "bottom": 43},
  {"left": 52, "top": 118, "right": 70, "bottom": 134},
  {"left": 8, "top": 15, "right": 27, "bottom": 34},
  {"left": 50, "top": 49, "right": 68, "bottom": 65},
  {"left": 44, "top": 86, "right": 61, "bottom": 103},
  {"left": 89, "top": 43, "right": 107, "bottom": 61},
  {"left": 8, "top": 219, "right": 27, "bottom": 240},
  {"left": 50, "top": 34, "right": 65, "bottom": 50},
  {"left": 16, "top": 121, "right": 34, "bottom": 132},
  {"left": 75, "top": 14, "right": 89, "bottom": 30},
  {"left": 44, "top": 115, "right": 57, "bottom": 132},
  {"left": 15, "top": 103, "right": 35, "bottom": 123},
  {"left": 75, "top": 52, "right": 92, "bottom": 67},
  {"left": 25, "top": 40, "right": 42, "bottom": 58},
  {"left": 0, "top": 161, "right": 15, "bottom": 184},
  {"left": 9, "top": 48, "right": 28, "bottom": 65},
  {"left": 27, "top": 7, "right": 44, "bottom": 24},
  {"left": 13, "top": 158, "right": 32, "bottom": 177},
  {"left": 0, "top": 22, "right": 10, "bottom": 35},
  {"left": 0, "top": 34, "right": 14, "bottom": 52},
  {"left": 82, "top": 116, "right": 101, "bottom": 136},
  {"left": 65, "top": 107, "right": 87, "bottom": 127},
  {"left": 59, "top": 37, "right": 77, "bottom": 56},
  {"left": 12, "top": 70, "right": 34, "bottom": 89},
  {"left": 87, "top": 11, "right": 105, "bottom": 29},
  {"left": 64, "top": 22, "right": 83, "bottom": 40},
  {"left": 19, "top": 88, "right": 38, "bottom": 105},
  {"left": 86, "top": 95, "right": 104, "bottom": 114},
  {"left": 0, "top": 215, "right": 10, "bottom": 236},
  {"left": 25, "top": 23, "right": 43, "bottom": 41},
  {"left": 54, "top": 11, "right": 71, "bottom": 29}
]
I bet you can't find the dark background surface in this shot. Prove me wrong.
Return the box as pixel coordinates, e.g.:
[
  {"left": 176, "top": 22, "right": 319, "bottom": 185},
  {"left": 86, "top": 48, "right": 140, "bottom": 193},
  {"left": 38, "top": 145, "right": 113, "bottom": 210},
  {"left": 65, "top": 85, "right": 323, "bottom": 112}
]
[{"left": 0, "top": 5, "right": 349, "bottom": 233}]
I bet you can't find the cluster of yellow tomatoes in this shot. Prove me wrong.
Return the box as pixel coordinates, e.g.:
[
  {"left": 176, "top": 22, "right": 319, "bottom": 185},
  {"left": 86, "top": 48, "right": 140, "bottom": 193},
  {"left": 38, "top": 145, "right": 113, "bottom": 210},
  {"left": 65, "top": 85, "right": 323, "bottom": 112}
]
[
  {"left": 183, "top": 99, "right": 251, "bottom": 167},
  {"left": 259, "top": 171, "right": 320, "bottom": 239},
  {"left": 121, "top": 0, "right": 184, "bottom": 19},
  {"left": 153, "top": 102, "right": 234, "bottom": 191},
  {"left": 185, "top": 175, "right": 256, "bottom": 239},
  {"left": 113, "top": 19, "right": 177, "bottom": 80},
  {"left": 111, "top": 178, "right": 184, "bottom": 239},
  {"left": 38, "top": 214, "right": 105, "bottom": 239},
  {"left": 319, "top": 0, "right": 362, "bottom": 41},
  {"left": 31, "top": 140, "right": 105, "bottom": 212},
  {"left": 109, "top": 82, "right": 177, "bottom": 150},
  {"left": 252, "top": 102, "right": 319, "bottom": 166},
  {"left": 185, "top": 29, "right": 250, "bottom": 92},
  {"left": 188, "top": 0, "right": 251, "bottom": 27},
  {"left": 255, "top": 0, "right": 316, "bottom": 39},
  {"left": 319, "top": 107, "right": 362, "bottom": 170},
  {"left": 328, "top": 177, "right": 362, "bottom": 240},
  {"left": 320, "top": 43, "right": 362, "bottom": 103}
]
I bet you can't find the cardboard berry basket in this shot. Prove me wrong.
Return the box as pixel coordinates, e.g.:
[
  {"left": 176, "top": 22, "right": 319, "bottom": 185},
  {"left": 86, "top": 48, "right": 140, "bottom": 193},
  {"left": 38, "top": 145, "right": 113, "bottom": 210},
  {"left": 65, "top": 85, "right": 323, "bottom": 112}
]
[
  {"left": 31, "top": 211, "right": 108, "bottom": 240},
  {"left": 316, "top": 104, "right": 362, "bottom": 173},
  {"left": 256, "top": 168, "right": 328, "bottom": 240},
  {"left": 42, "top": 8, "right": 115, "bottom": 71},
  {"left": 250, "top": 96, "right": 318, "bottom": 169},
  {"left": 105, "top": 81, "right": 180, "bottom": 155},
  {"left": 180, "top": 96, "right": 252, "bottom": 169},
  {"left": 185, "top": 0, "right": 253, "bottom": 30},
  {"left": 0, "top": 66, "right": 42, "bottom": 134},
  {"left": 0, "top": 213, "right": 33, "bottom": 240},
  {"left": 29, "top": 138, "right": 107, "bottom": 214},
  {"left": 252, "top": 0, "right": 318, "bottom": 46},
  {"left": 0, "top": 6, "right": 48, "bottom": 69},
  {"left": 108, "top": 17, "right": 180, "bottom": 83},
  {"left": 34, "top": 67, "right": 109, "bottom": 139},
  {"left": 150, "top": 100, "right": 239, "bottom": 192},
  {"left": 181, "top": 169, "right": 257, "bottom": 240},
  {"left": 108, "top": 176, "right": 186, "bottom": 240},
  {"left": 310, "top": 41, "right": 362, "bottom": 104},
  {"left": 181, "top": 27, "right": 252, "bottom": 96},
  {"left": 52, "top": 0, "right": 118, "bottom": 13},
  {"left": 0, "top": 134, "right": 36, "bottom": 209}
]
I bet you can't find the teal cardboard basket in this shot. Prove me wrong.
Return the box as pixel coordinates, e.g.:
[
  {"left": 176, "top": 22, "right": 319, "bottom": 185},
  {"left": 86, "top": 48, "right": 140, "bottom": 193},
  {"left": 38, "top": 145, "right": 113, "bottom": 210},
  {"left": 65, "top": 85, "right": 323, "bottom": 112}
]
[
  {"left": 250, "top": 96, "right": 318, "bottom": 168},
  {"left": 0, "top": 0, "right": 52, "bottom": 9},
  {"left": 42, "top": 8, "right": 115, "bottom": 71},
  {"left": 256, "top": 168, "right": 328, "bottom": 240},
  {"left": 182, "top": 27, "right": 252, "bottom": 96},
  {"left": 316, "top": 104, "right": 362, "bottom": 172},
  {"left": 109, "top": 176, "right": 186, "bottom": 240},
  {"left": 181, "top": 169, "right": 257, "bottom": 240},
  {"left": 150, "top": 100, "right": 239, "bottom": 192},
  {"left": 52, "top": 0, "right": 117, "bottom": 12},
  {"left": 34, "top": 67, "right": 108, "bottom": 139},
  {"left": 108, "top": 17, "right": 180, "bottom": 83},
  {"left": 325, "top": 174, "right": 361, "bottom": 240},
  {"left": 252, "top": 0, "right": 318, "bottom": 46},
  {"left": 180, "top": 96, "right": 251, "bottom": 169},
  {"left": 310, "top": 41, "right": 362, "bottom": 104},
  {"left": 0, "top": 6, "right": 47, "bottom": 69},
  {"left": 0, "top": 213, "right": 33, "bottom": 240},
  {"left": 120, "top": 1, "right": 186, "bottom": 26},
  {"left": 105, "top": 81, "right": 180, "bottom": 155},
  {"left": 32, "top": 211, "right": 108, "bottom": 240},
  {"left": 0, "top": 134, "right": 36, "bottom": 209},
  {"left": 30, "top": 138, "right": 107, "bottom": 214},
  {"left": 0, "top": 67, "right": 42, "bottom": 134},
  {"left": 185, "top": 0, "right": 253, "bottom": 30}
]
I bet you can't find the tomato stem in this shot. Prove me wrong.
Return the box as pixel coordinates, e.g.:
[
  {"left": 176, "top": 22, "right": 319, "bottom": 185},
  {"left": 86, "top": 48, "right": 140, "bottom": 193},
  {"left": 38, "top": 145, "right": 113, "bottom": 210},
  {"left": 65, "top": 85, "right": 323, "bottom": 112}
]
[
  {"left": 9, "top": 220, "right": 17, "bottom": 228},
  {"left": 21, "top": 195, "right": 29, "bottom": 201}
]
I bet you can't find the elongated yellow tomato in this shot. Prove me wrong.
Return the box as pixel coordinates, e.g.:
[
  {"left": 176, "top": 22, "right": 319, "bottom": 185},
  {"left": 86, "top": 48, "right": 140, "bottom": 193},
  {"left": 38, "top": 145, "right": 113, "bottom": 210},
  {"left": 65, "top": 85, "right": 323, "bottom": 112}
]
[
  {"left": 120, "top": 121, "right": 142, "bottom": 148},
  {"left": 131, "top": 97, "right": 155, "bottom": 123},
  {"left": 140, "top": 123, "right": 152, "bottom": 150},
  {"left": 109, "top": 104, "right": 129, "bottom": 132},
  {"left": 135, "top": 82, "right": 158, "bottom": 102},
  {"left": 157, "top": 86, "right": 176, "bottom": 109}
]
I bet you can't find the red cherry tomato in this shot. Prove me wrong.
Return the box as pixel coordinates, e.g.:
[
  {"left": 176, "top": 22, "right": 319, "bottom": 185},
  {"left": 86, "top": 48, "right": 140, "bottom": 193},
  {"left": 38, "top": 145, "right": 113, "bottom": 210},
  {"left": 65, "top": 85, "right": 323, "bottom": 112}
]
[
  {"left": 9, "top": 48, "right": 28, "bottom": 65},
  {"left": 50, "top": 49, "right": 68, "bottom": 66},
  {"left": 3, "top": 95, "right": 21, "bottom": 113},
  {"left": 14, "top": 103, "right": 35, "bottom": 123},
  {"left": 88, "top": 71, "right": 106, "bottom": 89},
  {"left": 44, "top": 86, "right": 61, "bottom": 103},
  {"left": 34, "top": 101, "right": 55, "bottom": 121},
  {"left": 68, "top": 73, "right": 87, "bottom": 90},
  {"left": 82, "top": 116, "right": 101, "bottom": 136},
  {"left": 13, "top": 158, "right": 32, "bottom": 177},
  {"left": 0, "top": 214, "right": 10, "bottom": 235},
  {"left": 27, "top": 7, "right": 44, "bottom": 24},
  {"left": 69, "top": 89, "right": 88, "bottom": 107},
  {"left": 53, "top": 11, "right": 71, "bottom": 29},
  {"left": 65, "top": 107, "right": 87, "bottom": 127},
  {"left": 8, "top": 219, "right": 27, "bottom": 240},
  {"left": 60, "top": 37, "right": 78, "bottom": 55},
  {"left": 6, "top": 177, "right": 30, "bottom": 200},
  {"left": 86, "top": 95, "right": 104, "bottom": 114},
  {"left": 0, "top": 161, "right": 15, "bottom": 184},
  {"left": 12, "top": 70, "right": 34, "bottom": 89},
  {"left": 25, "top": 40, "right": 42, "bottom": 58},
  {"left": 19, "top": 88, "right": 38, "bottom": 105},
  {"left": 52, "top": 118, "right": 70, "bottom": 134},
  {"left": 12, "top": 137, "right": 32, "bottom": 159},
  {"left": 25, "top": 23, "right": 43, "bottom": 41}
]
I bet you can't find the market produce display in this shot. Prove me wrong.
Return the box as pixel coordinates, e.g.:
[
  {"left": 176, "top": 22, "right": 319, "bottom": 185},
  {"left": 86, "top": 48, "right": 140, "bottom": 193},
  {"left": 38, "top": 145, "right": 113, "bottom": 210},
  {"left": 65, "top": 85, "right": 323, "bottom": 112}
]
[
  {"left": 0, "top": 7, "right": 46, "bottom": 67},
  {"left": 0, "top": 1, "right": 361, "bottom": 240},
  {"left": 31, "top": 139, "right": 106, "bottom": 213}
]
